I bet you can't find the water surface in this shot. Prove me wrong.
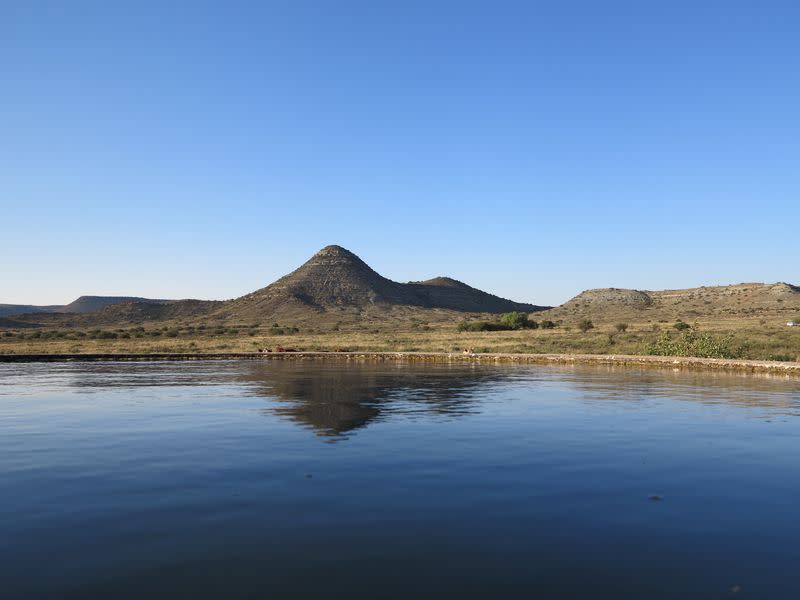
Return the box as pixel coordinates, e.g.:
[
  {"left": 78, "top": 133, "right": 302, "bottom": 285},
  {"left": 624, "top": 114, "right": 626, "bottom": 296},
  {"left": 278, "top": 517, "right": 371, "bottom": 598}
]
[{"left": 2, "top": 361, "right": 799, "bottom": 598}]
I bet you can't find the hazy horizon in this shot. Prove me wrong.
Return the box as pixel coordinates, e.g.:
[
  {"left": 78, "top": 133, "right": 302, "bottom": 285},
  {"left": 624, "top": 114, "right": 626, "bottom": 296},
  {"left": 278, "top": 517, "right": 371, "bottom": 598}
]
[{"left": 3, "top": 2, "right": 798, "bottom": 306}]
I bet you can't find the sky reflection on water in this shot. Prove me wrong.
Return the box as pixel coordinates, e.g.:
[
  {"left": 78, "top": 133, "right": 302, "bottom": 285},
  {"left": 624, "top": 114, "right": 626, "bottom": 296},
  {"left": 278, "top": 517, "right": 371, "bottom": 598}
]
[{"left": 1, "top": 361, "right": 799, "bottom": 599}]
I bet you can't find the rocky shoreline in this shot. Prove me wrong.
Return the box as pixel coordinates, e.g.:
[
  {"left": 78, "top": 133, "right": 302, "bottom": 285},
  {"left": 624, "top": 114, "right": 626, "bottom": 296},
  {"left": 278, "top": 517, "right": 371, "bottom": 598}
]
[{"left": 1, "top": 351, "right": 799, "bottom": 376}]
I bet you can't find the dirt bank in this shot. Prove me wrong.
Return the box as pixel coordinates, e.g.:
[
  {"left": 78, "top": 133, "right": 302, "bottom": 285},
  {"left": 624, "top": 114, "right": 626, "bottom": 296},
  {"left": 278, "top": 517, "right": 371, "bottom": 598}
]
[{"left": 1, "top": 351, "right": 799, "bottom": 376}]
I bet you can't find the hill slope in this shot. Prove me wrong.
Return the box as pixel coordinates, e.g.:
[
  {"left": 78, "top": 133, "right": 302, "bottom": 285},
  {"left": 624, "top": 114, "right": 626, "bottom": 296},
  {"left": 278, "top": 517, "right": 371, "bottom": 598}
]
[
  {"left": 215, "top": 245, "right": 543, "bottom": 322},
  {"left": 0, "top": 304, "right": 63, "bottom": 318},
  {"left": 539, "top": 282, "right": 800, "bottom": 325},
  {"left": 8, "top": 299, "right": 222, "bottom": 327},
  {"left": 0, "top": 296, "right": 172, "bottom": 318},
  {"left": 62, "top": 296, "right": 171, "bottom": 313}
]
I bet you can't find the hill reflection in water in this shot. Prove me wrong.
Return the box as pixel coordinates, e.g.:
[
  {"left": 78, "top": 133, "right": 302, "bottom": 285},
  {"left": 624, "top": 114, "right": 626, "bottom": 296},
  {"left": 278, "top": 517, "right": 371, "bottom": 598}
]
[
  {"left": 234, "top": 362, "right": 799, "bottom": 439},
  {"left": 20, "top": 359, "right": 799, "bottom": 440},
  {"left": 238, "top": 361, "right": 512, "bottom": 440}
]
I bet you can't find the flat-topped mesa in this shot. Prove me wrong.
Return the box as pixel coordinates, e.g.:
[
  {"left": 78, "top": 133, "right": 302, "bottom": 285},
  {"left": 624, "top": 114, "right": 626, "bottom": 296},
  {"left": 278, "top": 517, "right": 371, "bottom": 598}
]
[
  {"left": 62, "top": 296, "right": 171, "bottom": 314},
  {"left": 0, "top": 295, "right": 175, "bottom": 318},
  {"left": 567, "top": 288, "right": 653, "bottom": 308},
  {"left": 537, "top": 281, "right": 800, "bottom": 324}
]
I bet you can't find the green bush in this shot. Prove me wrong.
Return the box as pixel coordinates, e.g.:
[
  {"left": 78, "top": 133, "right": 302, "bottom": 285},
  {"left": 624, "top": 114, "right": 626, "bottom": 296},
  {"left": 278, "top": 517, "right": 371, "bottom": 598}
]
[
  {"left": 457, "top": 321, "right": 511, "bottom": 332},
  {"left": 458, "top": 313, "right": 539, "bottom": 333},
  {"left": 268, "top": 326, "right": 299, "bottom": 335},
  {"left": 539, "top": 320, "right": 556, "bottom": 329},
  {"left": 500, "top": 312, "right": 530, "bottom": 330},
  {"left": 646, "top": 331, "right": 743, "bottom": 359},
  {"left": 674, "top": 320, "right": 691, "bottom": 331},
  {"left": 577, "top": 319, "right": 594, "bottom": 333},
  {"left": 94, "top": 331, "right": 118, "bottom": 340}
]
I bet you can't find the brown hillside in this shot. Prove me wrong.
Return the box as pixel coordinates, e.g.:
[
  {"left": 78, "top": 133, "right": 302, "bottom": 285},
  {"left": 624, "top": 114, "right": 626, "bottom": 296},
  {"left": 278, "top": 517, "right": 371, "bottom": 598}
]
[
  {"left": 61, "top": 296, "right": 171, "bottom": 314},
  {"left": 215, "top": 245, "right": 543, "bottom": 322},
  {"left": 10, "top": 299, "right": 222, "bottom": 327},
  {"left": 85, "top": 299, "right": 223, "bottom": 324},
  {"left": 0, "top": 296, "right": 172, "bottom": 318},
  {"left": 539, "top": 282, "right": 800, "bottom": 325}
]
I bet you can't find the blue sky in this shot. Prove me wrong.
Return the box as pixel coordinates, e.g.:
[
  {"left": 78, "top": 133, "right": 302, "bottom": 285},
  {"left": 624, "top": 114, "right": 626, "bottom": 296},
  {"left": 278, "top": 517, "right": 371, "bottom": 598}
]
[{"left": 2, "top": 1, "right": 798, "bottom": 306}]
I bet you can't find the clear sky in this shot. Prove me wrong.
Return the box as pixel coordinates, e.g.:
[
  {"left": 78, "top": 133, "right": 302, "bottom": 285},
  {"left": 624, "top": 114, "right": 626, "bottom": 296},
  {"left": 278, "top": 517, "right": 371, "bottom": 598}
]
[{"left": 2, "top": 1, "right": 798, "bottom": 306}]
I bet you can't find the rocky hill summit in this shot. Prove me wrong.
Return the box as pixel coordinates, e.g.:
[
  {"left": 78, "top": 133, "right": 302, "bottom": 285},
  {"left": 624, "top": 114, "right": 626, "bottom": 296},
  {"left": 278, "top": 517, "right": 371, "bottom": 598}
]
[{"left": 217, "top": 245, "right": 543, "bottom": 320}]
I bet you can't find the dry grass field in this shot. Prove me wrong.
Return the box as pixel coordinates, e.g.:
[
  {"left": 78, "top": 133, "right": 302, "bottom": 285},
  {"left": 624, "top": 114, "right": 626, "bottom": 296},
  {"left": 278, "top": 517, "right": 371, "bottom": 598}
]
[{"left": 2, "top": 317, "right": 798, "bottom": 362}]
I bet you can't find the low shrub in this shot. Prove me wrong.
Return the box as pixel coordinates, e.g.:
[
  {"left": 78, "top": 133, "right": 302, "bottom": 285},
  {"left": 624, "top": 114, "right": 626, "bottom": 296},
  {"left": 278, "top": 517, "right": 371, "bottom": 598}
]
[
  {"left": 457, "top": 321, "right": 511, "bottom": 332},
  {"left": 646, "top": 331, "right": 744, "bottom": 359},
  {"left": 768, "top": 354, "right": 795, "bottom": 362},
  {"left": 268, "top": 326, "right": 299, "bottom": 335},
  {"left": 500, "top": 312, "right": 533, "bottom": 330},
  {"left": 90, "top": 330, "right": 118, "bottom": 340}
]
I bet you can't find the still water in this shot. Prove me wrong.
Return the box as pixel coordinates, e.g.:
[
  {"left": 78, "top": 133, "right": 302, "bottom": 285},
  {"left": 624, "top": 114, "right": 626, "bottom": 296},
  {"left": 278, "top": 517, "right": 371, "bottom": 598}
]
[{"left": 1, "top": 360, "right": 799, "bottom": 599}]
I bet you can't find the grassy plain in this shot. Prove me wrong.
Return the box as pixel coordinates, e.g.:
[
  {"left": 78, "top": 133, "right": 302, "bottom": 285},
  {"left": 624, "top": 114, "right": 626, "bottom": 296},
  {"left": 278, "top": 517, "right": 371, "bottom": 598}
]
[{"left": 1, "top": 317, "right": 798, "bottom": 362}]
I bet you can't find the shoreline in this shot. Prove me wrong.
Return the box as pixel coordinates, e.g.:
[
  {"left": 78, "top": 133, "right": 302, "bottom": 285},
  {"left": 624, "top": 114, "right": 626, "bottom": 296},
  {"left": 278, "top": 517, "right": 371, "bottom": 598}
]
[{"left": 1, "top": 351, "right": 799, "bottom": 376}]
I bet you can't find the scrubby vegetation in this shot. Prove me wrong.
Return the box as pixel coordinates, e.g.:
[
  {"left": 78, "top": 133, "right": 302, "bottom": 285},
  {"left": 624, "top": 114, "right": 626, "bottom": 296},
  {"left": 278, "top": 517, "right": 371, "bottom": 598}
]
[
  {"left": 457, "top": 321, "right": 512, "bottom": 332},
  {"left": 0, "top": 311, "right": 797, "bottom": 363},
  {"left": 674, "top": 320, "right": 691, "bottom": 331},
  {"left": 500, "top": 311, "right": 536, "bottom": 330},
  {"left": 459, "top": 312, "right": 542, "bottom": 332},
  {"left": 0, "top": 323, "right": 300, "bottom": 342},
  {"left": 646, "top": 330, "right": 744, "bottom": 359}
]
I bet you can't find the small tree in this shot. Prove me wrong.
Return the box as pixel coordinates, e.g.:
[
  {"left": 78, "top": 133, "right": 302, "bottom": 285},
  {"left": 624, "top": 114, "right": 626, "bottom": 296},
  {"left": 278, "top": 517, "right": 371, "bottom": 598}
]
[
  {"left": 577, "top": 319, "right": 594, "bottom": 333},
  {"left": 500, "top": 311, "right": 530, "bottom": 330},
  {"left": 615, "top": 323, "right": 629, "bottom": 333}
]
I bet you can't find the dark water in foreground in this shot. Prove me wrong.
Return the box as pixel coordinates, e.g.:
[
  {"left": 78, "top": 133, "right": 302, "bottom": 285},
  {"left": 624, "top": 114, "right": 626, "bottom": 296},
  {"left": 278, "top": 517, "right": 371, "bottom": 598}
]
[{"left": 1, "top": 361, "right": 799, "bottom": 599}]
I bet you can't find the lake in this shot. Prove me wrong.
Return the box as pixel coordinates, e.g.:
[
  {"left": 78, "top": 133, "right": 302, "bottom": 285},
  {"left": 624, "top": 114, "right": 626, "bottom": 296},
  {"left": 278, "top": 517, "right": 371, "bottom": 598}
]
[{"left": 1, "top": 360, "right": 799, "bottom": 598}]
